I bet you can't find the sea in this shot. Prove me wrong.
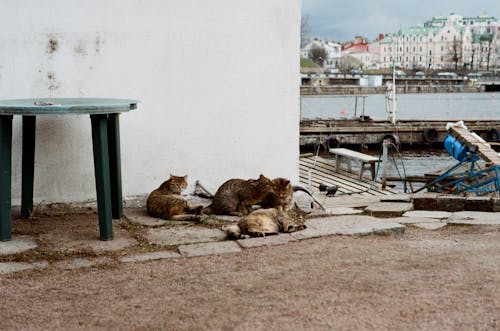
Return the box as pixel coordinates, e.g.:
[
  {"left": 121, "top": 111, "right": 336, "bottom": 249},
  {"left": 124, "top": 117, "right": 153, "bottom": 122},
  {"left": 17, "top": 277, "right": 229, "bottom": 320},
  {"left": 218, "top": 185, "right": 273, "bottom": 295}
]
[{"left": 300, "top": 92, "right": 500, "bottom": 191}]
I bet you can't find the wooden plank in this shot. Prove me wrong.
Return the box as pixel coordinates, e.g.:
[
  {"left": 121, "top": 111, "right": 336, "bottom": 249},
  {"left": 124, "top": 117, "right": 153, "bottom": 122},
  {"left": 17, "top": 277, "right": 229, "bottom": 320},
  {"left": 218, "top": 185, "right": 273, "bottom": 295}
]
[
  {"left": 329, "top": 148, "right": 380, "bottom": 162},
  {"left": 299, "top": 156, "right": 397, "bottom": 195}
]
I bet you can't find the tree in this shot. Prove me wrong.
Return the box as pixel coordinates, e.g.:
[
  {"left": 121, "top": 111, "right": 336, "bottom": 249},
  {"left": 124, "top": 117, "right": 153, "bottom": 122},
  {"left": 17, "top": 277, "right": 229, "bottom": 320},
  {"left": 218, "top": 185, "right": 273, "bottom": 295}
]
[
  {"left": 336, "top": 55, "right": 363, "bottom": 74},
  {"left": 308, "top": 46, "right": 327, "bottom": 67},
  {"left": 301, "top": 15, "right": 312, "bottom": 48},
  {"left": 450, "top": 39, "right": 462, "bottom": 70}
]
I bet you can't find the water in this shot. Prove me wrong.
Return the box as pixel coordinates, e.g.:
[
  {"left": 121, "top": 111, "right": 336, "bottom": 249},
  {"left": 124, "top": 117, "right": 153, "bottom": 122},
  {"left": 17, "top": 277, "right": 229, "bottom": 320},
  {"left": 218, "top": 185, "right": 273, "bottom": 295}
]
[
  {"left": 301, "top": 92, "right": 500, "bottom": 191},
  {"left": 301, "top": 92, "right": 500, "bottom": 120}
]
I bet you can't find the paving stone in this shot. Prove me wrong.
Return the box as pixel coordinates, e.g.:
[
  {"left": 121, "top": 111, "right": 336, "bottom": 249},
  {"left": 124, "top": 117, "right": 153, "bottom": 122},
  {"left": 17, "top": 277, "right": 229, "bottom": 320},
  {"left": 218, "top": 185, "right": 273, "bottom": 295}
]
[
  {"left": 54, "top": 257, "right": 113, "bottom": 270},
  {"left": 308, "top": 207, "right": 364, "bottom": 218},
  {"left": 124, "top": 208, "right": 167, "bottom": 227},
  {"left": 380, "top": 194, "right": 412, "bottom": 202},
  {"left": 145, "top": 226, "right": 226, "bottom": 246},
  {"left": 119, "top": 250, "right": 181, "bottom": 263},
  {"left": 364, "top": 202, "right": 413, "bottom": 217},
  {"left": 412, "top": 222, "right": 447, "bottom": 230},
  {"left": 448, "top": 211, "right": 500, "bottom": 225},
  {"left": 178, "top": 241, "right": 241, "bottom": 257},
  {"left": 209, "top": 215, "right": 240, "bottom": 222},
  {"left": 0, "top": 261, "right": 48, "bottom": 274},
  {"left": 465, "top": 197, "right": 493, "bottom": 212},
  {"left": 0, "top": 236, "right": 38, "bottom": 256},
  {"left": 491, "top": 198, "right": 500, "bottom": 212},
  {"left": 321, "top": 195, "right": 380, "bottom": 209},
  {"left": 403, "top": 210, "right": 452, "bottom": 219},
  {"left": 237, "top": 234, "right": 297, "bottom": 249},
  {"left": 383, "top": 216, "right": 444, "bottom": 224},
  {"left": 341, "top": 221, "right": 405, "bottom": 236},
  {"left": 436, "top": 195, "right": 466, "bottom": 212},
  {"left": 292, "top": 215, "right": 405, "bottom": 239},
  {"left": 412, "top": 193, "right": 438, "bottom": 210}
]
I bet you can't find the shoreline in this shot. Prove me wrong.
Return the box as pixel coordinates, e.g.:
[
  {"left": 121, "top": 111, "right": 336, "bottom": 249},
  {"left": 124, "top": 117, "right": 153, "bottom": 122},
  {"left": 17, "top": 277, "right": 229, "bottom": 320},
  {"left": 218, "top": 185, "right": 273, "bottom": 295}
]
[{"left": 301, "top": 84, "right": 483, "bottom": 95}]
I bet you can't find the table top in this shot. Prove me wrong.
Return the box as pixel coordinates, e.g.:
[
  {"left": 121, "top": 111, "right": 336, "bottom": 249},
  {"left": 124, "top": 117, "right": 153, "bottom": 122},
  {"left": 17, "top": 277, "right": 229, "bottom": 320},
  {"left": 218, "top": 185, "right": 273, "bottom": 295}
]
[{"left": 0, "top": 98, "right": 138, "bottom": 115}]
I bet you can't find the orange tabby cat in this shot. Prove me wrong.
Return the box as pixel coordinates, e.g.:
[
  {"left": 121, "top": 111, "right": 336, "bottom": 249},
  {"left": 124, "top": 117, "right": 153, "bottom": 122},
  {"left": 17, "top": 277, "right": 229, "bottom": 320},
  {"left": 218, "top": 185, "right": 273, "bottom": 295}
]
[{"left": 146, "top": 175, "right": 203, "bottom": 221}]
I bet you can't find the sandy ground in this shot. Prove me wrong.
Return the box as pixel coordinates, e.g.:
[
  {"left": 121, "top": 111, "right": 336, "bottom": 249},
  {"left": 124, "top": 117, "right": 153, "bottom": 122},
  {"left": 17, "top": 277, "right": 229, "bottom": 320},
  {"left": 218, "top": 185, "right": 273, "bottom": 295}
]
[{"left": 2, "top": 224, "right": 500, "bottom": 330}]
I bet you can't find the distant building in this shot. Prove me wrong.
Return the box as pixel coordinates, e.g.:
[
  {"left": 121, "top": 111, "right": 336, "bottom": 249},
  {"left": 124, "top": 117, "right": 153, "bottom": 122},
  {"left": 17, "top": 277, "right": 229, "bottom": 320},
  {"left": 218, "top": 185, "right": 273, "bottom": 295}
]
[
  {"left": 301, "top": 39, "right": 341, "bottom": 68},
  {"left": 378, "top": 13, "right": 499, "bottom": 70}
]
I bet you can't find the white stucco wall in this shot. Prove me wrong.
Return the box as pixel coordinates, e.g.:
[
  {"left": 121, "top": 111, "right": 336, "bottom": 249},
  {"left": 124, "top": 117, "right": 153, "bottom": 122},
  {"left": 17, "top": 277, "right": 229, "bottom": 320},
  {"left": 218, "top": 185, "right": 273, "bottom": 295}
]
[{"left": 0, "top": 0, "right": 301, "bottom": 204}]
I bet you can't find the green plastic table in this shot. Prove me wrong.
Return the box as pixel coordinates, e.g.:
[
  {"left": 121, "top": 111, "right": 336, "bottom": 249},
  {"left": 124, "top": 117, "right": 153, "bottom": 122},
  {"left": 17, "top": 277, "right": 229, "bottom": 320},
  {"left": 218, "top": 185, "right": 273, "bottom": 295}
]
[{"left": 0, "top": 98, "right": 138, "bottom": 241}]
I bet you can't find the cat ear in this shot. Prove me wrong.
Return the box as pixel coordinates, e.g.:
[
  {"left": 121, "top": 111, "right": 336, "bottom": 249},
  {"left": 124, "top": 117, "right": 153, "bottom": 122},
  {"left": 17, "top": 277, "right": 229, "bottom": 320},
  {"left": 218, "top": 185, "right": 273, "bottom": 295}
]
[{"left": 169, "top": 173, "right": 173, "bottom": 178}]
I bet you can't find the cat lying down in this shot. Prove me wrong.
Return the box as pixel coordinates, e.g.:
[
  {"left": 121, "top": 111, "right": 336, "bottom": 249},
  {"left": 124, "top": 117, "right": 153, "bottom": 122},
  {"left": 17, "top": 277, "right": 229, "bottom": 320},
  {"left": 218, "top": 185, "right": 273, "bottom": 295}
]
[{"left": 223, "top": 203, "right": 308, "bottom": 239}]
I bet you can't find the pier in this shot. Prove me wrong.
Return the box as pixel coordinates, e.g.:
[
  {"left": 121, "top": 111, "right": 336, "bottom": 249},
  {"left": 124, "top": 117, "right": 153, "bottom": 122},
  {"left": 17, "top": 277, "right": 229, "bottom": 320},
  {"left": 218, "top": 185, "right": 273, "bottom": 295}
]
[{"left": 300, "top": 118, "right": 500, "bottom": 149}]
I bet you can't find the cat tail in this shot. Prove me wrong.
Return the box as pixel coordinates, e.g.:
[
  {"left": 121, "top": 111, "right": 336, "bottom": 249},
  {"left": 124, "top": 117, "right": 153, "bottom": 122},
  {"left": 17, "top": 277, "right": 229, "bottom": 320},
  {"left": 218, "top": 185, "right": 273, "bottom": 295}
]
[{"left": 223, "top": 224, "right": 249, "bottom": 240}]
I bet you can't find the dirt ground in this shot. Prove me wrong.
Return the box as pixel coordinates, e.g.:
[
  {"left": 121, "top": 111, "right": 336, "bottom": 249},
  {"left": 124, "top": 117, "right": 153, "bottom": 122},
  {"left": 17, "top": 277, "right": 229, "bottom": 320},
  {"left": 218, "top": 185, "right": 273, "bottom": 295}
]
[{"left": 2, "top": 224, "right": 500, "bottom": 330}]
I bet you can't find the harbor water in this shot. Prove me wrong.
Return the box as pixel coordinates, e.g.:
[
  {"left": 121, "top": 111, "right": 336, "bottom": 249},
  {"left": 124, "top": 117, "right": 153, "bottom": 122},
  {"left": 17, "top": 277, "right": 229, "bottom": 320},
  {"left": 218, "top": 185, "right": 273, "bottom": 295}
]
[
  {"left": 301, "top": 92, "right": 500, "bottom": 191},
  {"left": 301, "top": 92, "right": 500, "bottom": 121}
]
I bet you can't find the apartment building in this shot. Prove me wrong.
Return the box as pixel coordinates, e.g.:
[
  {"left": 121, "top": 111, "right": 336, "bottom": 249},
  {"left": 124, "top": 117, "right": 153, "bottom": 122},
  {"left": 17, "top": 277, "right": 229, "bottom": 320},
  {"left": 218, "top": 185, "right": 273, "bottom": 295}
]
[{"left": 378, "top": 14, "right": 498, "bottom": 70}]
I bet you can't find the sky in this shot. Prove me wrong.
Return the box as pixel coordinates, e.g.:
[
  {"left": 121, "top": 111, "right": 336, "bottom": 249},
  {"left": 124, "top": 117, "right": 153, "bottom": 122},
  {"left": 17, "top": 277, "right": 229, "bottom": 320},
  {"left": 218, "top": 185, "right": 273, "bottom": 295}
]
[{"left": 302, "top": 0, "right": 500, "bottom": 42}]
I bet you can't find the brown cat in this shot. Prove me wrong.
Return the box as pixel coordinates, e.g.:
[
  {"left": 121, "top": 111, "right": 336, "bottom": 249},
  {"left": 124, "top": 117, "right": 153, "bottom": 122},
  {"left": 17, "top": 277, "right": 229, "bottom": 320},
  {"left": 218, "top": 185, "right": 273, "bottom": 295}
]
[
  {"left": 260, "top": 177, "right": 293, "bottom": 212},
  {"left": 146, "top": 175, "right": 203, "bottom": 221},
  {"left": 202, "top": 174, "right": 272, "bottom": 216},
  {"left": 224, "top": 203, "right": 308, "bottom": 239}
]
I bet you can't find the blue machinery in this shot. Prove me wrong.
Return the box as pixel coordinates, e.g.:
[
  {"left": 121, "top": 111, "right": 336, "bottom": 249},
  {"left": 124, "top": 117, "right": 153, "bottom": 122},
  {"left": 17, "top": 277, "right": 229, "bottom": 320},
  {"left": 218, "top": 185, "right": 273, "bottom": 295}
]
[{"left": 416, "top": 132, "right": 500, "bottom": 196}]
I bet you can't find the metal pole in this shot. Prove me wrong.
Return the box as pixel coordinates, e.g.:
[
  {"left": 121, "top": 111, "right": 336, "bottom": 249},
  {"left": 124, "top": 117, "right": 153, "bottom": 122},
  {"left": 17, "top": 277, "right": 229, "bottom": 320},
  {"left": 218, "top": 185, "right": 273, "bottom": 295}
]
[
  {"left": 381, "top": 139, "right": 390, "bottom": 189},
  {"left": 354, "top": 96, "right": 358, "bottom": 118}
]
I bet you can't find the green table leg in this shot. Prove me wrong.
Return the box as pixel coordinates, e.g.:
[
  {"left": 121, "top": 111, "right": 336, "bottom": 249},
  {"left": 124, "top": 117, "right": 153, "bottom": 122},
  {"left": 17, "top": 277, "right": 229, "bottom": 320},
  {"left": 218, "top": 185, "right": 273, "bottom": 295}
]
[
  {"left": 90, "top": 114, "right": 113, "bottom": 241},
  {"left": 107, "top": 114, "right": 123, "bottom": 219},
  {"left": 21, "top": 116, "right": 36, "bottom": 219},
  {"left": 0, "top": 115, "right": 13, "bottom": 241}
]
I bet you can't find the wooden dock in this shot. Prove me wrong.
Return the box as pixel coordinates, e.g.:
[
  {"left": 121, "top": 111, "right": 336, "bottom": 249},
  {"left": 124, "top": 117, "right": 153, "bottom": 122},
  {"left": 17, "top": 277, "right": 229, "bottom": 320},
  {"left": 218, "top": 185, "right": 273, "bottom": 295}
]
[
  {"left": 300, "top": 118, "right": 500, "bottom": 148},
  {"left": 448, "top": 125, "right": 500, "bottom": 165},
  {"left": 299, "top": 155, "right": 398, "bottom": 196}
]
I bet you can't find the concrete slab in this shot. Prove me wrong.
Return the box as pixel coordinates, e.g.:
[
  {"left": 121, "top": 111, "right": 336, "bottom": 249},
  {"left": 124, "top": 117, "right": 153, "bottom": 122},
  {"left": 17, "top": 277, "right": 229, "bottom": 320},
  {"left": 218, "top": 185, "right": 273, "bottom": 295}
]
[
  {"left": 292, "top": 215, "right": 405, "bottom": 239},
  {"left": 465, "top": 197, "right": 492, "bottom": 212},
  {"left": 308, "top": 207, "right": 364, "bottom": 218},
  {"left": 119, "top": 250, "right": 181, "bottom": 263},
  {"left": 403, "top": 210, "right": 452, "bottom": 219},
  {"left": 412, "top": 193, "right": 438, "bottom": 210},
  {"left": 383, "top": 217, "right": 444, "bottom": 224},
  {"left": 237, "top": 234, "right": 297, "bottom": 249},
  {"left": 448, "top": 211, "right": 500, "bottom": 225},
  {"left": 54, "top": 257, "right": 113, "bottom": 270},
  {"left": 321, "top": 195, "right": 381, "bottom": 209},
  {"left": 39, "top": 220, "right": 138, "bottom": 253},
  {"left": 145, "top": 226, "right": 226, "bottom": 246},
  {"left": 0, "top": 261, "right": 48, "bottom": 274},
  {"left": 0, "top": 236, "right": 38, "bottom": 256},
  {"left": 209, "top": 215, "right": 240, "bottom": 222},
  {"left": 412, "top": 222, "right": 447, "bottom": 230},
  {"left": 178, "top": 241, "right": 241, "bottom": 257},
  {"left": 436, "top": 195, "right": 466, "bottom": 212},
  {"left": 365, "top": 202, "right": 413, "bottom": 217},
  {"left": 124, "top": 208, "right": 168, "bottom": 227},
  {"left": 380, "top": 194, "right": 412, "bottom": 203}
]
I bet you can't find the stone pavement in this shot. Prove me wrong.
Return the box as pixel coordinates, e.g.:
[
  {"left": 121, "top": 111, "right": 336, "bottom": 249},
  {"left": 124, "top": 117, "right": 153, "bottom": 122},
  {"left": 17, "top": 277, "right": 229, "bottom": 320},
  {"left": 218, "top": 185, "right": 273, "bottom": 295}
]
[{"left": 2, "top": 194, "right": 500, "bottom": 275}]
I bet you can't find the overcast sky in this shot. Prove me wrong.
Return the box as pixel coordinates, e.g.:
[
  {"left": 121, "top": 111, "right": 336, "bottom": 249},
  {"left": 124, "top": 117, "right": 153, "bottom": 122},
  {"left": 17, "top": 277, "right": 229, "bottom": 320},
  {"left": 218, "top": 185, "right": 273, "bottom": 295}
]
[{"left": 302, "top": 0, "right": 500, "bottom": 42}]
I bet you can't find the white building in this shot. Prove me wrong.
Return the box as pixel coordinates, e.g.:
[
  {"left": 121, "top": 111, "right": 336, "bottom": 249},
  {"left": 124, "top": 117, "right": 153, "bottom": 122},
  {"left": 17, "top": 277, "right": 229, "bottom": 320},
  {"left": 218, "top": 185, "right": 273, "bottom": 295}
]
[
  {"left": 0, "top": 0, "right": 301, "bottom": 206},
  {"left": 301, "top": 39, "right": 341, "bottom": 68},
  {"left": 378, "top": 14, "right": 498, "bottom": 70}
]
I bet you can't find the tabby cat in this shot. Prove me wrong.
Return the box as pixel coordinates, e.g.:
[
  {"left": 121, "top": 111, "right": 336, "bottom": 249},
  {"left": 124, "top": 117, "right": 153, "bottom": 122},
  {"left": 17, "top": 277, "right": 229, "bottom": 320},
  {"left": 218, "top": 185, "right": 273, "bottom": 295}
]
[
  {"left": 260, "top": 177, "right": 293, "bottom": 212},
  {"left": 224, "top": 203, "right": 308, "bottom": 239},
  {"left": 146, "top": 175, "right": 203, "bottom": 221},
  {"left": 202, "top": 174, "right": 273, "bottom": 216}
]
